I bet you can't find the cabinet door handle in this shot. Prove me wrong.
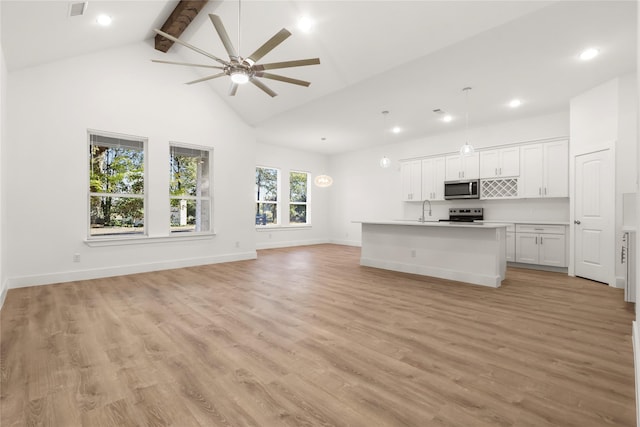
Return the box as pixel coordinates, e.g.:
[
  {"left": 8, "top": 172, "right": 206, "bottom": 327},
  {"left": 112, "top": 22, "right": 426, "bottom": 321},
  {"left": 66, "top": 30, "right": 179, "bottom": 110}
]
[
  {"left": 540, "top": 236, "right": 543, "bottom": 245},
  {"left": 535, "top": 236, "right": 538, "bottom": 244},
  {"left": 499, "top": 167, "right": 502, "bottom": 175},
  {"left": 574, "top": 220, "right": 581, "bottom": 225},
  {"left": 544, "top": 187, "right": 547, "bottom": 195},
  {"left": 539, "top": 187, "right": 542, "bottom": 195},
  {"left": 495, "top": 168, "right": 498, "bottom": 176}
]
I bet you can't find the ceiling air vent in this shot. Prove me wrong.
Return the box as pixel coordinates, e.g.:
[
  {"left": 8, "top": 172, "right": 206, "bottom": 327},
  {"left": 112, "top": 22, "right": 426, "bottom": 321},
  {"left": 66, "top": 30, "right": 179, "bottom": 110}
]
[{"left": 68, "top": 2, "right": 88, "bottom": 17}]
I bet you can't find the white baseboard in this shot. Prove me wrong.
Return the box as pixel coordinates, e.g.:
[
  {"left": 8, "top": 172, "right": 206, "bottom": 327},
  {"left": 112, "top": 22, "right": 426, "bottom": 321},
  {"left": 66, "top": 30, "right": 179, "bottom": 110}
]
[
  {"left": 0, "top": 280, "right": 7, "bottom": 311},
  {"left": 360, "top": 257, "right": 501, "bottom": 288},
  {"left": 615, "top": 275, "right": 626, "bottom": 289},
  {"left": 256, "top": 238, "right": 329, "bottom": 250},
  {"left": 633, "top": 321, "right": 640, "bottom": 427},
  {"left": 7, "top": 251, "right": 257, "bottom": 289},
  {"left": 328, "top": 238, "right": 361, "bottom": 247}
]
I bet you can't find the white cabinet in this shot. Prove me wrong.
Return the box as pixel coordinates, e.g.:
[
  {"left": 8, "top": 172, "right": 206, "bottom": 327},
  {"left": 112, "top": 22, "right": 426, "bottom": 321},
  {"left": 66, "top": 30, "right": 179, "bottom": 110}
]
[
  {"left": 421, "top": 157, "right": 446, "bottom": 200},
  {"left": 445, "top": 152, "right": 480, "bottom": 180},
  {"left": 480, "top": 147, "right": 520, "bottom": 178},
  {"left": 515, "top": 224, "right": 567, "bottom": 267},
  {"left": 401, "top": 160, "right": 422, "bottom": 201},
  {"left": 520, "top": 140, "right": 568, "bottom": 198}
]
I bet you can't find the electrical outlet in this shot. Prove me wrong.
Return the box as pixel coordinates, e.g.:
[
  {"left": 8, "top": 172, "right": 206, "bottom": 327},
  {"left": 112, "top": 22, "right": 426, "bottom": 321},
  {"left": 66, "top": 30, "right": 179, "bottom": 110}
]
[
  {"left": 411, "top": 249, "right": 416, "bottom": 258},
  {"left": 73, "top": 253, "right": 80, "bottom": 263}
]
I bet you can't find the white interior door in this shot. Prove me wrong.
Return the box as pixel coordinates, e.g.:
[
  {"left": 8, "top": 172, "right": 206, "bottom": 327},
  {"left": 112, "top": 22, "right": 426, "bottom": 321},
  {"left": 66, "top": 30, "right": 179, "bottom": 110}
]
[{"left": 574, "top": 149, "right": 613, "bottom": 284}]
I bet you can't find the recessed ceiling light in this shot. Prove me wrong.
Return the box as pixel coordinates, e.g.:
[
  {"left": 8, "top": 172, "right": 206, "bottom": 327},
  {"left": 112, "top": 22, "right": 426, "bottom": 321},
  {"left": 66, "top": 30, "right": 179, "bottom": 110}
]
[
  {"left": 579, "top": 47, "right": 599, "bottom": 61},
  {"left": 509, "top": 99, "right": 522, "bottom": 108},
  {"left": 297, "top": 16, "right": 314, "bottom": 33},
  {"left": 391, "top": 126, "right": 401, "bottom": 134},
  {"left": 442, "top": 115, "right": 453, "bottom": 123},
  {"left": 96, "top": 14, "right": 112, "bottom": 26}
]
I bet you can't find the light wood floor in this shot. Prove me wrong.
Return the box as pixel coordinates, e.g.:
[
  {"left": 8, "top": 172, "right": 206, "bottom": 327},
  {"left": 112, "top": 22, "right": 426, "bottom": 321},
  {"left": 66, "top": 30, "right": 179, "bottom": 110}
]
[{"left": 1, "top": 244, "right": 636, "bottom": 426}]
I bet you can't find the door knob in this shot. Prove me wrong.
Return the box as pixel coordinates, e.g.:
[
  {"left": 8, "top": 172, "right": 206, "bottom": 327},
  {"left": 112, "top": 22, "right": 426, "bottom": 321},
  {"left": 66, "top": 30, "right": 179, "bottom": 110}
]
[{"left": 574, "top": 220, "right": 581, "bottom": 225}]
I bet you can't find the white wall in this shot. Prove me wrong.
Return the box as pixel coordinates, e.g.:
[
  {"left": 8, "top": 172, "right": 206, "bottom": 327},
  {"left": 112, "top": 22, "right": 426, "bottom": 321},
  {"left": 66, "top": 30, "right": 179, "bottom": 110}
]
[
  {"left": 329, "top": 111, "right": 570, "bottom": 245},
  {"left": 569, "top": 74, "right": 638, "bottom": 287},
  {"left": 5, "top": 41, "right": 258, "bottom": 288},
  {"left": 0, "top": 3, "right": 6, "bottom": 307},
  {"left": 255, "top": 143, "right": 331, "bottom": 249}
]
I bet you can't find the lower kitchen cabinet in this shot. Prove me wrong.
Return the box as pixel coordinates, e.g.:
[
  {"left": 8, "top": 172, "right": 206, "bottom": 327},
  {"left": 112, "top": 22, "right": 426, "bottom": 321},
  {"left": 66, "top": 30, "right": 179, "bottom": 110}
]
[
  {"left": 505, "top": 225, "right": 516, "bottom": 262},
  {"left": 514, "top": 224, "right": 566, "bottom": 267}
]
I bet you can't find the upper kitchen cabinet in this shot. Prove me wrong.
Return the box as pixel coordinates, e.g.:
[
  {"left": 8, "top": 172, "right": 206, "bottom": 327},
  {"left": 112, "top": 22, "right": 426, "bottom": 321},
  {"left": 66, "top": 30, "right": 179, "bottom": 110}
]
[
  {"left": 445, "top": 152, "right": 479, "bottom": 181},
  {"left": 401, "top": 160, "right": 422, "bottom": 201},
  {"left": 421, "top": 156, "right": 446, "bottom": 200},
  {"left": 480, "top": 147, "right": 520, "bottom": 178},
  {"left": 520, "top": 140, "right": 568, "bottom": 198}
]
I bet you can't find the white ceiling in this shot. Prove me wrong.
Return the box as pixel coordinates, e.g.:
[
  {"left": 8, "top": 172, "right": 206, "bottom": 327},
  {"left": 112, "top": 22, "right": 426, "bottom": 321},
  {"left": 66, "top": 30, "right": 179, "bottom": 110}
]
[{"left": 2, "top": 1, "right": 637, "bottom": 154}]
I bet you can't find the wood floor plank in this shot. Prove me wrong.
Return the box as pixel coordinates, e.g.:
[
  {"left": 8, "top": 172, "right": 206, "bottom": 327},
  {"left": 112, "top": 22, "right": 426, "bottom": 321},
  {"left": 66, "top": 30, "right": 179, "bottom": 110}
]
[{"left": 1, "top": 244, "right": 636, "bottom": 426}]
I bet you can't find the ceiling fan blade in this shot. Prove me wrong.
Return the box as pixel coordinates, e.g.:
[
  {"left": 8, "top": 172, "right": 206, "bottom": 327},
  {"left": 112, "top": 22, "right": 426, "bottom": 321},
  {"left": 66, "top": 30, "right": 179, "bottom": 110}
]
[
  {"left": 253, "top": 58, "right": 320, "bottom": 71},
  {"left": 154, "top": 29, "right": 229, "bottom": 66},
  {"left": 256, "top": 72, "right": 311, "bottom": 87},
  {"left": 152, "top": 59, "right": 224, "bottom": 70},
  {"left": 246, "top": 29, "right": 291, "bottom": 65},
  {"left": 229, "top": 82, "right": 239, "bottom": 96},
  {"left": 209, "top": 14, "right": 239, "bottom": 61},
  {"left": 185, "top": 73, "right": 226, "bottom": 85},
  {"left": 250, "top": 78, "right": 277, "bottom": 97}
]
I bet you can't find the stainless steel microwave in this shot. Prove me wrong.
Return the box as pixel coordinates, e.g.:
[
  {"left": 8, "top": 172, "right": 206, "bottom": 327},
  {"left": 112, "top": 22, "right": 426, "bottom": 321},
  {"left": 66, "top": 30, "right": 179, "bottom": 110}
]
[{"left": 444, "top": 179, "right": 480, "bottom": 200}]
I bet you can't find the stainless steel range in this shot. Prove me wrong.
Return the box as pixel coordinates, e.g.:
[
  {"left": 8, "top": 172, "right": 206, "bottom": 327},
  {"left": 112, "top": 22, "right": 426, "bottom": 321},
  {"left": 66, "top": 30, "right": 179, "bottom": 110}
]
[{"left": 440, "top": 208, "right": 483, "bottom": 223}]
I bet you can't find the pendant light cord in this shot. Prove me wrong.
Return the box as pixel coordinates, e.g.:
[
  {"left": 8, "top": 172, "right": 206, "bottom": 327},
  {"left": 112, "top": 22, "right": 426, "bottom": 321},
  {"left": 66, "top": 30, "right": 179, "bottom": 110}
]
[{"left": 464, "top": 87, "right": 471, "bottom": 145}]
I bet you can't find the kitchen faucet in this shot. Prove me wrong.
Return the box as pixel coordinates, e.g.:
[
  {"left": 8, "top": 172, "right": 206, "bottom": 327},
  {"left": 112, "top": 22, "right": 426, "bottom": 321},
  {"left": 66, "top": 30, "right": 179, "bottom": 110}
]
[{"left": 420, "top": 199, "right": 432, "bottom": 222}]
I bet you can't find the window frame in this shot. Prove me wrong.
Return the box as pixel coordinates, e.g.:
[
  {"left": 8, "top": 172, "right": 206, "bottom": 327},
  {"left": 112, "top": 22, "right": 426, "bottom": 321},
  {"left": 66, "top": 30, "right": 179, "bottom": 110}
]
[
  {"left": 289, "top": 170, "right": 311, "bottom": 225},
  {"left": 169, "top": 142, "right": 214, "bottom": 235},
  {"left": 255, "top": 166, "right": 281, "bottom": 227},
  {"left": 87, "top": 129, "right": 148, "bottom": 240}
]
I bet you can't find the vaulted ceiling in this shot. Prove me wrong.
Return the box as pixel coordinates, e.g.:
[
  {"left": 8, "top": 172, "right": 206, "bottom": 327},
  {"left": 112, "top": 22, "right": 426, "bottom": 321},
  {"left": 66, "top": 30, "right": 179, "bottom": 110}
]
[{"left": 2, "top": 1, "right": 636, "bottom": 154}]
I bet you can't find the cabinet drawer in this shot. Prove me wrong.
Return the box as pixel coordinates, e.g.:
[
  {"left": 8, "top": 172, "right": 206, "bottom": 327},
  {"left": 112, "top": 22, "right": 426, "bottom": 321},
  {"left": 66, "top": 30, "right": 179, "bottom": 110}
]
[{"left": 515, "top": 224, "right": 565, "bottom": 235}]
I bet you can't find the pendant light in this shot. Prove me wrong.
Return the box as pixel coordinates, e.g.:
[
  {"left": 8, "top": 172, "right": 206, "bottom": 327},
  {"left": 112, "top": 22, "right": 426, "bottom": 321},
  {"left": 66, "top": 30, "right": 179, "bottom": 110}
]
[
  {"left": 314, "top": 137, "right": 333, "bottom": 187},
  {"left": 314, "top": 174, "right": 333, "bottom": 187},
  {"left": 459, "top": 87, "right": 475, "bottom": 156}
]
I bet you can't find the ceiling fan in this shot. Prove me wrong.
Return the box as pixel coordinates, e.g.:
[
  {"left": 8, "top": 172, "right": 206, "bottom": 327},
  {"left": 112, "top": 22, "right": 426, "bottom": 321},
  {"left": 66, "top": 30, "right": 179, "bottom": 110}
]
[{"left": 152, "top": 5, "right": 320, "bottom": 98}]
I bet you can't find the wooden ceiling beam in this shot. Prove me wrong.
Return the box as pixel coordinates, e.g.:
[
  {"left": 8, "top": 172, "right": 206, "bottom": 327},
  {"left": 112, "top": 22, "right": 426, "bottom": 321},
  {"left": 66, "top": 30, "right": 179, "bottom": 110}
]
[{"left": 155, "top": 0, "right": 210, "bottom": 53}]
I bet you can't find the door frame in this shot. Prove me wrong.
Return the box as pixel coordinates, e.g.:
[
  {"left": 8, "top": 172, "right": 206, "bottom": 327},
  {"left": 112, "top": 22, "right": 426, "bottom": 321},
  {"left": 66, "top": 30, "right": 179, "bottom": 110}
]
[{"left": 569, "top": 146, "right": 616, "bottom": 286}]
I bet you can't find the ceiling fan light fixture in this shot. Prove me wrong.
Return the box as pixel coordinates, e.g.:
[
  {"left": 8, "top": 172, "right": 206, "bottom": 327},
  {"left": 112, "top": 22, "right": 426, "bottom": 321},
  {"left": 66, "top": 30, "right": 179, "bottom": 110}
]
[
  {"left": 230, "top": 69, "right": 250, "bottom": 84},
  {"left": 297, "top": 16, "right": 315, "bottom": 33}
]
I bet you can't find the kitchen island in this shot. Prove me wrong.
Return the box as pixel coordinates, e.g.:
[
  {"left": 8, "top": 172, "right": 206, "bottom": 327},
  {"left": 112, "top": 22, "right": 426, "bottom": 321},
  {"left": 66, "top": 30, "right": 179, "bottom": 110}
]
[{"left": 357, "top": 221, "right": 507, "bottom": 287}]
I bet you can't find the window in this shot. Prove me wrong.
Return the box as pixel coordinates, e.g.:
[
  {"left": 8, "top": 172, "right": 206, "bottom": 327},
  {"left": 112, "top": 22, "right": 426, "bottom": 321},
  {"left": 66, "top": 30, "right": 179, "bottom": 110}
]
[
  {"left": 170, "top": 144, "right": 212, "bottom": 233},
  {"left": 289, "top": 171, "right": 309, "bottom": 224},
  {"left": 255, "top": 167, "right": 279, "bottom": 225},
  {"left": 89, "top": 131, "right": 145, "bottom": 237}
]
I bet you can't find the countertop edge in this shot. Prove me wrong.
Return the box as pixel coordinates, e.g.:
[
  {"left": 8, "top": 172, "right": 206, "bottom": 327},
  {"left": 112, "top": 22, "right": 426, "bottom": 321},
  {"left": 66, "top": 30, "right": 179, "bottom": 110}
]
[
  {"left": 477, "top": 220, "right": 570, "bottom": 226},
  {"left": 353, "top": 220, "right": 507, "bottom": 229}
]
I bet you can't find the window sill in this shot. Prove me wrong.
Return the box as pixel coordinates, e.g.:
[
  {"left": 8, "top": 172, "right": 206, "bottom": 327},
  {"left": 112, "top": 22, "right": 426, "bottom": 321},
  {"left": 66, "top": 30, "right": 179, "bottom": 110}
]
[
  {"left": 255, "top": 225, "right": 312, "bottom": 231},
  {"left": 85, "top": 232, "right": 216, "bottom": 247}
]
